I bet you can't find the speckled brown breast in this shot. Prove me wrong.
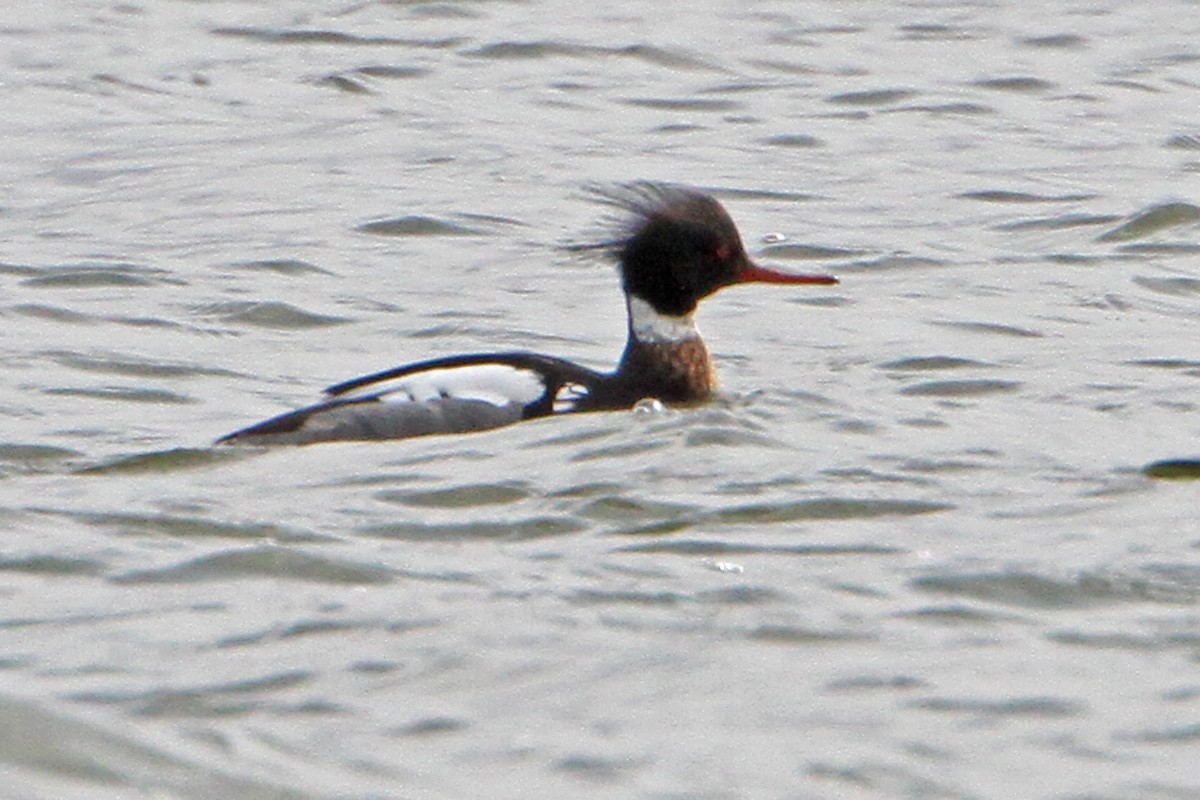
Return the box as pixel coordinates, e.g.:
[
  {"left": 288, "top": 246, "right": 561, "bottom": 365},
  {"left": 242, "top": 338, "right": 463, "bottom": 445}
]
[{"left": 582, "top": 337, "right": 716, "bottom": 410}]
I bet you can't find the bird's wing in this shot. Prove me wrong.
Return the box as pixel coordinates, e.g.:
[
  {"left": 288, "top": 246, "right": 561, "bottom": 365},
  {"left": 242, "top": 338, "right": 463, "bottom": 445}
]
[{"left": 218, "top": 352, "right": 604, "bottom": 446}]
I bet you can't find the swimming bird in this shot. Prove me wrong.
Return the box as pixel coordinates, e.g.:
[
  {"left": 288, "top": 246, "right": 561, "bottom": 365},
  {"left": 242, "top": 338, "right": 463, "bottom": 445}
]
[{"left": 217, "top": 183, "right": 837, "bottom": 445}]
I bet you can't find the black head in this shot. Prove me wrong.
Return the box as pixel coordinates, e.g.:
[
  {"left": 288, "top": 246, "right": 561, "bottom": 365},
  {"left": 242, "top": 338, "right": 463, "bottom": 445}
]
[{"left": 586, "top": 183, "right": 836, "bottom": 317}]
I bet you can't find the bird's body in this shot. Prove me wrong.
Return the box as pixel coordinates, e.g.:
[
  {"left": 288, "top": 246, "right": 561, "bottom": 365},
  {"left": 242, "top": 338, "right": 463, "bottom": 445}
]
[{"left": 218, "top": 183, "right": 837, "bottom": 446}]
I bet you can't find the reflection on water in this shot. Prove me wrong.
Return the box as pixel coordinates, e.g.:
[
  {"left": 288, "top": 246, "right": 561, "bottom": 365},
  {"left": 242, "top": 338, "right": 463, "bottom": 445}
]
[{"left": 3, "top": 1, "right": 1200, "bottom": 797}]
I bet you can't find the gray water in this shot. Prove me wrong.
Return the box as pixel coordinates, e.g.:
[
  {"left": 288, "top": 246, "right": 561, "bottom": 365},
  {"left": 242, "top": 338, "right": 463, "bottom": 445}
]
[{"left": 3, "top": 1, "right": 1200, "bottom": 798}]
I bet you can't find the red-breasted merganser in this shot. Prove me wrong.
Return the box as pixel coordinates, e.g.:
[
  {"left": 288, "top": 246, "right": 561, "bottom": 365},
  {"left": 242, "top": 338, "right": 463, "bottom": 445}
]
[{"left": 217, "top": 183, "right": 837, "bottom": 446}]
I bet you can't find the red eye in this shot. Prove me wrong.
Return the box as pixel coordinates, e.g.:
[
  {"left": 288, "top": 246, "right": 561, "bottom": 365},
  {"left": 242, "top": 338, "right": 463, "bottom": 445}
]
[{"left": 714, "top": 244, "right": 731, "bottom": 261}]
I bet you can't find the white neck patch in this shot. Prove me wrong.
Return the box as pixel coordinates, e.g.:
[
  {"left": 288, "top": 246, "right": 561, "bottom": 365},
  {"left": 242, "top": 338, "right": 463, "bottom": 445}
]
[{"left": 627, "top": 295, "right": 700, "bottom": 344}]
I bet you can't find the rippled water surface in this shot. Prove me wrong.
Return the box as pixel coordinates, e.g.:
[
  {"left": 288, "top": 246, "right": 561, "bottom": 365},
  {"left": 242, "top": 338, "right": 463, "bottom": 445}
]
[{"left": 4, "top": 1, "right": 1200, "bottom": 798}]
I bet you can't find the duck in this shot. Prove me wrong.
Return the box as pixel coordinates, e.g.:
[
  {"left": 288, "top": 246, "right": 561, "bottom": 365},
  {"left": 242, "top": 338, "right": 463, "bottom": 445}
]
[{"left": 217, "top": 182, "right": 837, "bottom": 445}]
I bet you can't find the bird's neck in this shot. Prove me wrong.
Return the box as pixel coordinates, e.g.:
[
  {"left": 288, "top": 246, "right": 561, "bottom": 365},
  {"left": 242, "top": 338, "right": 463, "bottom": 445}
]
[
  {"left": 625, "top": 295, "right": 699, "bottom": 344},
  {"left": 612, "top": 295, "right": 716, "bottom": 403}
]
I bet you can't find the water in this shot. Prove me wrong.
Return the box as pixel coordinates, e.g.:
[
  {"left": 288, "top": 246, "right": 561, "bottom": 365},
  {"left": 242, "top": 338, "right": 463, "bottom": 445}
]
[{"left": 3, "top": 1, "right": 1200, "bottom": 797}]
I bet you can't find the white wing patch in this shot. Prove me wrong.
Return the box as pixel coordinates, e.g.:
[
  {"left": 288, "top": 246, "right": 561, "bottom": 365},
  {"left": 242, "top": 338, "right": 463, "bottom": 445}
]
[
  {"left": 339, "top": 364, "right": 547, "bottom": 408},
  {"left": 553, "top": 382, "right": 589, "bottom": 413}
]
